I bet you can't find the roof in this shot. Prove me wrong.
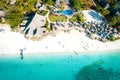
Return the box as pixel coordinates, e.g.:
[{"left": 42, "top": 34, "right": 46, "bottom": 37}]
[
  {"left": 24, "top": 13, "right": 46, "bottom": 36},
  {"left": 28, "top": 13, "right": 45, "bottom": 29},
  {"left": 0, "top": 10, "right": 5, "bottom": 17},
  {"left": 35, "top": 2, "right": 41, "bottom": 8}
]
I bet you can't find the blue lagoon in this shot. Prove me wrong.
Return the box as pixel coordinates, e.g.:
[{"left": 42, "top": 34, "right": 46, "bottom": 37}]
[{"left": 0, "top": 50, "right": 120, "bottom": 80}]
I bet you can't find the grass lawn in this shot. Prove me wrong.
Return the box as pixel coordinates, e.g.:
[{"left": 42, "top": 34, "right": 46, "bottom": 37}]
[
  {"left": 69, "top": 16, "right": 78, "bottom": 22},
  {"left": 49, "top": 14, "right": 67, "bottom": 22},
  {"left": 69, "top": 13, "right": 85, "bottom": 22},
  {"left": 0, "top": 18, "right": 2, "bottom": 23},
  {"left": 38, "top": 10, "right": 48, "bottom": 16}
]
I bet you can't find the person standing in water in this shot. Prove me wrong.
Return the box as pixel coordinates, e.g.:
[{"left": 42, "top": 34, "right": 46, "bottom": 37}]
[{"left": 20, "top": 49, "right": 24, "bottom": 59}]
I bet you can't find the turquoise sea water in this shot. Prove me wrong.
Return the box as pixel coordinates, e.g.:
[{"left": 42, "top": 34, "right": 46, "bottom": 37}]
[{"left": 0, "top": 50, "right": 120, "bottom": 80}]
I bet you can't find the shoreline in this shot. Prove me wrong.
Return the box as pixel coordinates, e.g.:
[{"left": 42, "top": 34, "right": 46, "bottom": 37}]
[{"left": 0, "top": 48, "right": 120, "bottom": 57}]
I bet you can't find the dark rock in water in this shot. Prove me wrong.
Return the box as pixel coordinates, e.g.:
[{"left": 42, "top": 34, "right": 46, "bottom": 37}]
[
  {"left": 109, "top": 67, "right": 113, "bottom": 70},
  {"left": 71, "top": 70, "right": 73, "bottom": 72},
  {"left": 38, "top": 63, "right": 44, "bottom": 66},
  {"left": 76, "top": 63, "right": 120, "bottom": 80},
  {"left": 98, "top": 67, "right": 102, "bottom": 70}
]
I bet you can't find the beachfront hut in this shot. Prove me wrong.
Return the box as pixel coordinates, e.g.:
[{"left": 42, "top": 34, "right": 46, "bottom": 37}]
[
  {"left": 35, "top": 2, "right": 41, "bottom": 8},
  {"left": 0, "top": 10, "right": 5, "bottom": 18},
  {"left": 35, "top": 2, "right": 46, "bottom": 12},
  {"left": 24, "top": 13, "right": 46, "bottom": 39},
  {"left": 0, "top": 10, "right": 5, "bottom": 23},
  {"left": 55, "top": 0, "right": 70, "bottom": 7}
]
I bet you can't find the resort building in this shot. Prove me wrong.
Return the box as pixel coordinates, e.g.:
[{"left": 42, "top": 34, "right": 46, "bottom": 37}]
[{"left": 20, "top": 13, "right": 47, "bottom": 40}]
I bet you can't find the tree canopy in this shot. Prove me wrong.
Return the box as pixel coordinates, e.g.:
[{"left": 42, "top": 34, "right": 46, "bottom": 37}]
[
  {"left": 1, "top": 0, "right": 38, "bottom": 29},
  {"left": 42, "top": 0, "right": 54, "bottom": 5},
  {"left": 5, "top": 7, "right": 23, "bottom": 29},
  {"left": 72, "top": 0, "right": 83, "bottom": 10}
]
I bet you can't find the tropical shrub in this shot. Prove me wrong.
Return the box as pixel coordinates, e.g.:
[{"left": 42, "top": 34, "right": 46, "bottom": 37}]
[
  {"left": 69, "top": 12, "right": 85, "bottom": 22},
  {"left": 0, "top": 18, "right": 2, "bottom": 23}
]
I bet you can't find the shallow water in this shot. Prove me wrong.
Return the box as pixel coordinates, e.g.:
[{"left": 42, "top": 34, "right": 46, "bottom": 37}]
[{"left": 0, "top": 50, "right": 120, "bottom": 80}]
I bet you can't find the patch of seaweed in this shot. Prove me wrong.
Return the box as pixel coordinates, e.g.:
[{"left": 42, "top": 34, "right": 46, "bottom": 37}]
[{"left": 76, "top": 63, "right": 120, "bottom": 80}]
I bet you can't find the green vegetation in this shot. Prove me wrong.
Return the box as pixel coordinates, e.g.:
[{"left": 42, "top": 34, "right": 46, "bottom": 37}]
[
  {"left": 72, "top": 0, "right": 83, "bottom": 10},
  {"left": 107, "top": 0, "right": 118, "bottom": 5},
  {"left": 109, "top": 36, "right": 115, "bottom": 41},
  {"left": 49, "top": 14, "right": 67, "bottom": 22},
  {"left": 37, "top": 10, "right": 48, "bottom": 16},
  {"left": 107, "top": 0, "right": 120, "bottom": 27},
  {"left": 109, "top": 35, "right": 118, "bottom": 41},
  {"left": 81, "top": 0, "right": 94, "bottom": 9},
  {"left": 95, "top": 4, "right": 110, "bottom": 16},
  {"left": 45, "top": 18, "right": 49, "bottom": 30},
  {"left": 42, "top": 0, "right": 54, "bottom": 6},
  {"left": 60, "top": 1, "right": 65, "bottom": 11},
  {"left": 69, "top": 12, "right": 85, "bottom": 22},
  {"left": 46, "top": 0, "right": 54, "bottom": 6},
  {"left": 5, "top": 6, "right": 23, "bottom": 29},
  {"left": 0, "top": 0, "right": 7, "bottom": 10},
  {"left": 109, "top": 16, "right": 120, "bottom": 27},
  {"left": 45, "top": 19, "right": 48, "bottom": 27},
  {"left": 0, "top": 0, "right": 37, "bottom": 30},
  {"left": 0, "top": 18, "right": 2, "bottom": 23},
  {"left": 93, "top": 0, "right": 120, "bottom": 28}
]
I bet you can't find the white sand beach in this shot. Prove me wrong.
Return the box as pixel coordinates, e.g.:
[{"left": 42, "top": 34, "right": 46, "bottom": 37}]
[{"left": 0, "top": 24, "right": 120, "bottom": 55}]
